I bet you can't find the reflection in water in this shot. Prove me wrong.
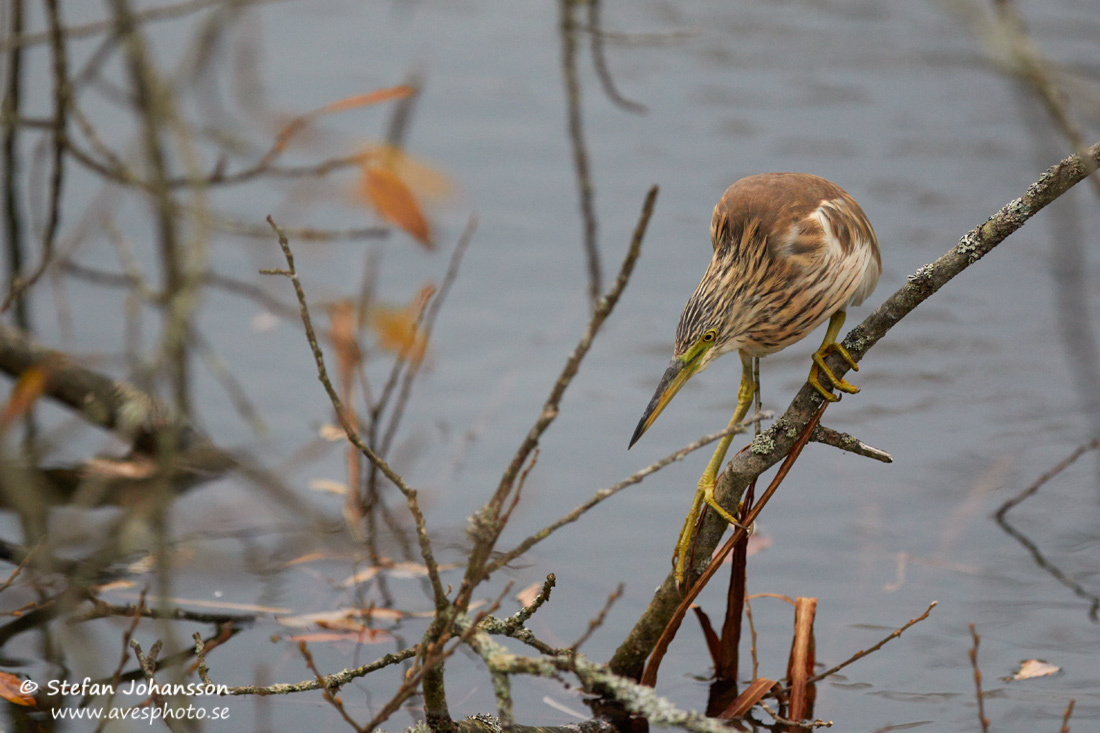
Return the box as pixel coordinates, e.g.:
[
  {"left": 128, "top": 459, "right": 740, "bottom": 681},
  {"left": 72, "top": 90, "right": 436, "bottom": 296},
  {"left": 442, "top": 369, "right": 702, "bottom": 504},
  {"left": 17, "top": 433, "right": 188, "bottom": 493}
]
[
  {"left": 559, "top": 0, "right": 602, "bottom": 310},
  {"left": 994, "top": 437, "right": 1100, "bottom": 622},
  {"left": 558, "top": 0, "right": 647, "bottom": 311}
]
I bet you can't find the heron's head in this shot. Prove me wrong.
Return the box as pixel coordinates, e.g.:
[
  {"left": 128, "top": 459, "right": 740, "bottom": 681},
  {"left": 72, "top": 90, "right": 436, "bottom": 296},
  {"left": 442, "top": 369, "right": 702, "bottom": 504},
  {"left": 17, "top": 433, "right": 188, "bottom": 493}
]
[{"left": 629, "top": 275, "right": 739, "bottom": 448}]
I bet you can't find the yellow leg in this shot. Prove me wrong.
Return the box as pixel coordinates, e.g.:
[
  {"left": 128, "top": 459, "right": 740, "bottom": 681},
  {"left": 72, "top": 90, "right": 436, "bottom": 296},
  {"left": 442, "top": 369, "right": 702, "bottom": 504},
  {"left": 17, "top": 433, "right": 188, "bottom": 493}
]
[
  {"left": 808, "top": 310, "right": 860, "bottom": 402},
  {"left": 675, "top": 351, "right": 755, "bottom": 583}
]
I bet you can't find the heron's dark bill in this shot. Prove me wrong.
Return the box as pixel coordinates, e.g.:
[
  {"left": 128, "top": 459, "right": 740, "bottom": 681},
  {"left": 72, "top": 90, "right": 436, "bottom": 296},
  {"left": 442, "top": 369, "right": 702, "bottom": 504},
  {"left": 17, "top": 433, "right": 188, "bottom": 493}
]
[{"left": 629, "top": 356, "right": 696, "bottom": 448}]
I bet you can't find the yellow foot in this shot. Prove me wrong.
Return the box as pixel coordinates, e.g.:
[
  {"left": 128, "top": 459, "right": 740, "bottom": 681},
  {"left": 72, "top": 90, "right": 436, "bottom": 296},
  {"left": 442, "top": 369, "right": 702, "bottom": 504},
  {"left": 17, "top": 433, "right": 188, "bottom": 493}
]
[
  {"left": 809, "top": 341, "right": 860, "bottom": 402},
  {"left": 674, "top": 475, "right": 749, "bottom": 584}
]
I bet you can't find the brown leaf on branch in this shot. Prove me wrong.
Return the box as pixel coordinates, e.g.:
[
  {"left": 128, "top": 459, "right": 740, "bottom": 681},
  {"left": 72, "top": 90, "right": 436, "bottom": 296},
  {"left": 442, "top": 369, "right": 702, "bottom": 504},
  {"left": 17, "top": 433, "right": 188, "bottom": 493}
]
[
  {"left": 355, "top": 144, "right": 454, "bottom": 247},
  {"left": 326, "top": 300, "right": 363, "bottom": 387},
  {"left": 0, "top": 672, "right": 36, "bottom": 707},
  {"left": 272, "top": 85, "right": 414, "bottom": 154},
  {"left": 286, "top": 629, "right": 394, "bottom": 644},
  {"left": 368, "top": 285, "right": 434, "bottom": 365},
  {"left": 360, "top": 163, "right": 432, "bottom": 247},
  {"left": 319, "top": 87, "right": 415, "bottom": 115},
  {"left": 0, "top": 365, "right": 48, "bottom": 437},
  {"left": 276, "top": 607, "right": 408, "bottom": 628}
]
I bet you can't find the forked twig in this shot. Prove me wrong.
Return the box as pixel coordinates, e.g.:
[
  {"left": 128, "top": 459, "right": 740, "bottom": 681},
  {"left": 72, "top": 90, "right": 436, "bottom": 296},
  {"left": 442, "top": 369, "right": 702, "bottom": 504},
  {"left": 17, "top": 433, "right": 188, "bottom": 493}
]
[{"left": 298, "top": 641, "right": 363, "bottom": 732}]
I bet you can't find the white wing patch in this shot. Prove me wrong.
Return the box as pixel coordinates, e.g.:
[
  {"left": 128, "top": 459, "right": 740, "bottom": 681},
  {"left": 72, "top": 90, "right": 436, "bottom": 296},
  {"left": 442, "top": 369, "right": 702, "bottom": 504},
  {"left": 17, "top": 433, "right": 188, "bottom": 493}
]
[{"left": 814, "top": 200, "right": 880, "bottom": 307}]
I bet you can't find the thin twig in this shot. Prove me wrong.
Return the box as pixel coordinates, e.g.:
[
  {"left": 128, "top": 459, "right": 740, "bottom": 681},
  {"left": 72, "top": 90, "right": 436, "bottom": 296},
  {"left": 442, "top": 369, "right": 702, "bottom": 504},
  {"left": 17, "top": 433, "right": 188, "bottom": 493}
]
[
  {"left": 969, "top": 623, "right": 990, "bottom": 733},
  {"left": 226, "top": 646, "right": 418, "bottom": 696},
  {"left": 744, "top": 595, "right": 759, "bottom": 682},
  {"left": 798, "top": 600, "right": 937, "bottom": 689},
  {"left": 93, "top": 588, "right": 147, "bottom": 733},
  {"left": 758, "top": 701, "right": 832, "bottom": 730},
  {"left": 501, "top": 448, "right": 537, "bottom": 528},
  {"left": 2, "top": 0, "right": 27, "bottom": 328},
  {"left": 128, "top": 638, "right": 167, "bottom": 709},
  {"left": 0, "top": 0, "right": 274, "bottom": 52},
  {"left": 504, "top": 574, "right": 556, "bottom": 631},
  {"left": 192, "top": 633, "right": 211, "bottom": 686},
  {"left": 995, "top": 437, "right": 1100, "bottom": 519},
  {"left": 990, "top": 0, "right": 1100, "bottom": 199},
  {"left": 0, "top": 545, "right": 33, "bottom": 593},
  {"left": 570, "top": 584, "right": 624, "bottom": 652},
  {"left": 373, "top": 214, "right": 477, "bottom": 508},
  {"left": 810, "top": 424, "right": 893, "bottom": 463},
  {"left": 587, "top": 0, "right": 646, "bottom": 114},
  {"left": 298, "top": 641, "right": 364, "bottom": 731},
  {"left": 1060, "top": 698, "right": 1075, "bottom": 733}
]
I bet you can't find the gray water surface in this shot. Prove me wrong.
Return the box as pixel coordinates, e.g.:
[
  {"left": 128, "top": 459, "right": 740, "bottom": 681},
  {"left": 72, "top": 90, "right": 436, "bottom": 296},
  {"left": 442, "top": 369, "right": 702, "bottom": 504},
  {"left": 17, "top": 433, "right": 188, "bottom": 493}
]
[{"left": 5, "top": 0, "right": 1100, "bottom": 729}]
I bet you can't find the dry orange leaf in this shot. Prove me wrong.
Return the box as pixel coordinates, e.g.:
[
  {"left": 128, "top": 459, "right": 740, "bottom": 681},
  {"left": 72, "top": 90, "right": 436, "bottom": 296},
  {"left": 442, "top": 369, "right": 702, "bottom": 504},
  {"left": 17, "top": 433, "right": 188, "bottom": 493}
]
[
  {"left": 388, "top": 560, "right": 457, "bottom": 578},
  {"left": 0, "top": 671, "right": 37, "bottom": 707},
  {"left": 105, "top": 591, "right": 290, "bottom": 615},
  {"left": 0, "top": 365, "right": 48, "bottom": 437},
  {"left": 360, "top": 164, "right": 432, "bottom": 247},
  {"left": 369, "top": 294, "right": 431, "bottom": 365},
  {"left": 319, "top": 86, "right": 414, "bottom": 115},
  {"left": 318, "top": 423, "right": 347, "bottom": 442},
  {"left": 340, "top": 560, "right": 456, "bottom": 588},
  {"left": 364, "top": 144, "right": 454, "bottom": 202},
  {"left": 283, "top": 551, "right": 330, "bottom": 567},
  {"left": 308, "top": 479, "right": 348, "bottom": 495},
  {"left": 273, "top": 85, "right": 413, "bottom": 154},
  {"left": 287, "top": 629, "right": 392, "bottom": 644},
  {"left": 326, "top": 300, "right": 363, "bottom": 373},
  {"left": 339, "top": 566, "right": 381, "bottom": 588},
  {"left": 718, "top": 677, "right": 777, "bottom": 720},
  {"left": 276, "top": 607, "right": 406, "bottom": 628}
]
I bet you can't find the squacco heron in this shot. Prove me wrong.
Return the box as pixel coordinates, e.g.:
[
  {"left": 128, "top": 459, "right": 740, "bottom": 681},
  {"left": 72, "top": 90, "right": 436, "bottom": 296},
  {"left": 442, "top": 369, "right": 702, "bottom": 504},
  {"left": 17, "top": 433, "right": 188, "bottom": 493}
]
[{"left": 630, "top": 173, "right": 881, "bottom": 583}]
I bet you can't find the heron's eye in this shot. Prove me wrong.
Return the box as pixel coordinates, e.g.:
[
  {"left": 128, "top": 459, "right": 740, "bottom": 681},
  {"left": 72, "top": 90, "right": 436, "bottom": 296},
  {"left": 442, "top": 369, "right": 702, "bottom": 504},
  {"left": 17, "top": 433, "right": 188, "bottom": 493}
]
[{"left": 701, "top": 329, "right": 717, "bottom": 344}]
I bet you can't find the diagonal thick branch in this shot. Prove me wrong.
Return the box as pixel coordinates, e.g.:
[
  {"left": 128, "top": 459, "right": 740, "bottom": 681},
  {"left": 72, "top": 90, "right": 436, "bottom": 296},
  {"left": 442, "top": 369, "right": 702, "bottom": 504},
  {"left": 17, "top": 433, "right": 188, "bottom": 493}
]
[{"left": 608, "top": 140, "right": 1100, "bottom": 680}]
